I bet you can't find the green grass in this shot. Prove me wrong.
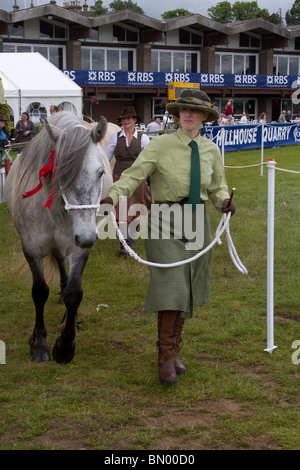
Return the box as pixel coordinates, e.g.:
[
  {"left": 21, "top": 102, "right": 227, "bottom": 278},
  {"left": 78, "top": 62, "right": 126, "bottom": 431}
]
[{"left": 1, "top": 145, "right": 300, "bottom": 450}]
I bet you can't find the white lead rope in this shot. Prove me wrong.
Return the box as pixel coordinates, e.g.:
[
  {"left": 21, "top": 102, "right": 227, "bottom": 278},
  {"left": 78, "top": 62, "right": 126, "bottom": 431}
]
[{"left": 110, "top": 211, "right": 248, "bottom": 274}]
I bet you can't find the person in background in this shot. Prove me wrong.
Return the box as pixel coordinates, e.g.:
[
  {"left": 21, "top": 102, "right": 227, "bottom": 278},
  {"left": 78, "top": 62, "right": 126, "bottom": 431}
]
[
  {"left": 14, "top": 112, "right": 35, "bottom": 154},
  {"left": 100, "top": 89, "right": 235, "bottom": 384},
  {"left": 50, "top": 105, "right": 59, "bottom": 115},
  {"left": 278, "top": 110, "right": 286, "bottom": 123},
  {"left": 285, "top": 110, "right": 292, "bottom": 122},
  {"left": 105, "top": 106, "right": 151, "bottom": 256},
  {"left": 225, "top": 115, "right": 235, "bottom": 125},
  {"left": 240, "top": 112, "right": 248, "bottom": 124},
  {"left": 224, "top": 99, "right": 233, "bottom": 117},
  {"left": 146, "top": 117, "right": 162, "bottom": 138},
  {"left": 162, "top": 111, "right": 169, "bottom": 128},
  {"left": 257, "top": 112, "right": 267, "bottom": 124},
  {"left": 0, "top": 112, "right": 10, "bottom": 166},
  {"left": 218, "top": 113, "right": 227, "bottom": 125}
]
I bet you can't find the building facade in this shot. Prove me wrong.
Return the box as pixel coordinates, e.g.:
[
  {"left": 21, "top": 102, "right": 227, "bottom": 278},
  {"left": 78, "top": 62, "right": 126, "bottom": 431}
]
[{"left": 0, "top": 2, "right": 299, "bottom": 125}]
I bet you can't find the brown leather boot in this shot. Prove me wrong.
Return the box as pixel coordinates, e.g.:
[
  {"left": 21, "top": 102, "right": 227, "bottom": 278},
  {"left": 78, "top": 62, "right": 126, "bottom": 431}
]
[
  {"left": 173, "top": 317, "right": 187, "bottom": 375},
  {"left": 157, "top": 311, "right": 178, "bottom": 384}
]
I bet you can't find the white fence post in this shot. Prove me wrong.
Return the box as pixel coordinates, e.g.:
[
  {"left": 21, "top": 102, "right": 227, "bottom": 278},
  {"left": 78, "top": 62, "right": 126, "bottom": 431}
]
[
  {"left": 260, "top": 123, "right": 264, "bottom": 176},
  {"left": 221, "top": 127, "right": 225, "bottom": 166},
  {"left": 0, "top": 168, "right": 5, "bottom": 203},
  {"left": 265, "top": 158, "right": 277, "bottom": 353}
]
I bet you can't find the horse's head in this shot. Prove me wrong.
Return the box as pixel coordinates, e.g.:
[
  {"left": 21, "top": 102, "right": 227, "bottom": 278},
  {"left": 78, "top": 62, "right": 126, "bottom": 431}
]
[{"left": 45, "top": 114, "right": 108, "bottom": 249}]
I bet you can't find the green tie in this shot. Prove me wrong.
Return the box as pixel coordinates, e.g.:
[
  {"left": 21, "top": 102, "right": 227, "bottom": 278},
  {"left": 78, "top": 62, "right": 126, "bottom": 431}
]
[{"left": 188, "top": 140, "right": 201, "bottom": 212}]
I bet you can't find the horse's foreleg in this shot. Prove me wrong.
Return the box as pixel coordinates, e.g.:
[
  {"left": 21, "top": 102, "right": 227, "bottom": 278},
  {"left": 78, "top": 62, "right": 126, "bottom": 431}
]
[
  {"left": 52, "top": 251, "right": 89, "bottom": 364},
  {"left": 51, "top": 249, "right": 68, "bottom": 304},
  {"left": 25, "top": 255, "right": 50, "bottom": 362}
]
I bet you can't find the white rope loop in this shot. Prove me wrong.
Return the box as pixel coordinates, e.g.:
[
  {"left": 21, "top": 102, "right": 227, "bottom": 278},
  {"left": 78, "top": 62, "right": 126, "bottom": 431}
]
[
  {"left": 110, "top": 211, "right": 248, "bottom": 274},
  {"left": 62, "top": 177, "right": 103, "bottom": 212}
]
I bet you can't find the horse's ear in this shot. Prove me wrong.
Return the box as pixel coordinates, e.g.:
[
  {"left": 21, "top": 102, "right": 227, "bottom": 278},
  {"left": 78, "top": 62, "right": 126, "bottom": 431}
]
[
  {"left": 44, "top": 118, "right": 60, "bottom": 142},
  {"left": 91, "top": 116, "right": 108, "bottom": 143}
]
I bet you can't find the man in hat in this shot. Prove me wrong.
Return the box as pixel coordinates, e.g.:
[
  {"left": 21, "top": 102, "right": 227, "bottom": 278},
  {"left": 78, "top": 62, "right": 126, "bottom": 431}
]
[
  {"left": 101, "top": 90, "right": 235, "bottom": 384},
  {"left": 0, "top": 112, "right": 10, "bottom": 167},
  {"left": 106, "top": 106, "right": 150, "bottom": 256}
]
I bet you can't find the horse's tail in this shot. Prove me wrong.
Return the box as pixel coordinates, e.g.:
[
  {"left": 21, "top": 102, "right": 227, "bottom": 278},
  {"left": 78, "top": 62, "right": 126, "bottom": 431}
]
[
  {"left": 15, "top": 253, "right": 61, "bottom": 289},
  {"left": 43, "top": 254, "right": 61, "bottom": 289}
]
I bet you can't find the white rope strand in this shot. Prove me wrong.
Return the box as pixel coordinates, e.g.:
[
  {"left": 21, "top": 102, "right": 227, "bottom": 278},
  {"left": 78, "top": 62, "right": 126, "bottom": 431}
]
[{"left": 110, "top": 211, "right": 248, "bottom": 274}]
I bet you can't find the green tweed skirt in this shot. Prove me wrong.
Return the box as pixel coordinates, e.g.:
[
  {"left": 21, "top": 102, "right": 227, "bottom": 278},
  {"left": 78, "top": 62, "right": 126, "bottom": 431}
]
[{"left": 144, "top": 202, "right": 213, "bottom": 318}]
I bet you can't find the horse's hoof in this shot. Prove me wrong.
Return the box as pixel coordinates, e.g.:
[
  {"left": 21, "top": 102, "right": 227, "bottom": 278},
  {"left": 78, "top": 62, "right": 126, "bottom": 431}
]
[
  {"left": 30, "top": 342, "right": 50, "bottom": 362},
  {"left": 52, "top": 337, "right": 75, "bottom": 364},
  {"left": 31, "top": 351, "right": 50, "bottom": 362}
]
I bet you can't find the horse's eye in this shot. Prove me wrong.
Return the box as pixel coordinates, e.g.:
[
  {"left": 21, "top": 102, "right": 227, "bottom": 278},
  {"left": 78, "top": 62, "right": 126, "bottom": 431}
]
[{"left": 99, "top": 169, "right": 105, "bottom": 178}]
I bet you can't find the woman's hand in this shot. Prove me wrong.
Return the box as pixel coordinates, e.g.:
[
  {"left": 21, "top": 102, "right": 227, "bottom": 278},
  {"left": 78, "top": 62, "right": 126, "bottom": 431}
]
[{"left": 222, "top": 198, "right": 235, "bottom": 216}]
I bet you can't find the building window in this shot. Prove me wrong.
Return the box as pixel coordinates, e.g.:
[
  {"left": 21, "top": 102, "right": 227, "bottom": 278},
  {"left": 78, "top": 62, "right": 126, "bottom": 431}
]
[
  {"left": 179, "top": 28, "right": 202, "bottom": 45},
  {"left": 81, "top": 47, "right": 135, "bottom": 71},
  {"left": 215, "top": 53, "right": 257, "bottom": 74},
  {"left": 239, "top": 33, "right": 260, "bottom": 48},
  {"left": 8, "top": 22, "right": 24, "bottom": 37},
  {"left": 40, "top": 20, "right": 68, "bottom": 40},
  {"left": 3, "top": 43, "right": 65, "bottom": 69},
  {"left": 113, "top": 24, "right": 138, "bottom": 43},
  {"left": 273, "top": 55, "right": 300, "bottom": 75},
  {"left": 151, "top": 50, "right": 199, "bottom": 73}
]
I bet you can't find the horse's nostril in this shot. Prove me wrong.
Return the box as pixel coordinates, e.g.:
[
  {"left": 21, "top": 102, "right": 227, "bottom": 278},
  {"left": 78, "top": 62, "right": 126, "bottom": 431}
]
[{"left": 75, "top": 234, "right": 97, "bottom": 249}]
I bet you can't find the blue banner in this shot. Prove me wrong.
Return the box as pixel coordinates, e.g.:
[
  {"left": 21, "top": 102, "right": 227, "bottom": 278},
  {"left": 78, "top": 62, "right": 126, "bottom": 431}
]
[
  {"left": 63, "top": 70, "right": 300, "bottom": 90},
  {"left": 202, "top": 122, "right": 300, "bottom": 151}
]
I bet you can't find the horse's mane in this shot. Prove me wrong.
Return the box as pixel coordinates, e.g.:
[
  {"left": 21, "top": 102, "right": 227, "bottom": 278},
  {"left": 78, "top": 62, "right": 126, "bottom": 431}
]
[{"left": 17, "top": 111, "right": 94, "bottom": 201}]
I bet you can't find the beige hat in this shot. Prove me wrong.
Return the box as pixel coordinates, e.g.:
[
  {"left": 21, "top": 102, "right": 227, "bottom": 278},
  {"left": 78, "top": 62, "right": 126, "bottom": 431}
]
[{"left": 167, "top": 89, "right": 219, "bottom": 123}]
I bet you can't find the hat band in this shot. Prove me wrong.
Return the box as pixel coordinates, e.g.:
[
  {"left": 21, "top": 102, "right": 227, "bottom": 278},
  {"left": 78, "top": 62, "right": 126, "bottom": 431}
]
[{"left": 176, "top": 97, "right": 214, "bottom": 108}]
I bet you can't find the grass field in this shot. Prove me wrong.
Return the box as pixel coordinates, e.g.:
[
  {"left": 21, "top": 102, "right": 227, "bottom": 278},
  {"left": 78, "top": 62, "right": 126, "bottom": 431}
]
[{"left": 0, "top": 145, "right": 300, "bottom": 450}]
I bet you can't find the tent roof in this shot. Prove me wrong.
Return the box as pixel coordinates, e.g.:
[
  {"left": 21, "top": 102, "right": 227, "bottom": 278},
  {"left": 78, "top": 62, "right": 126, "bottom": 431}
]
[{"left": 0, "top": 52, "right": 82, "bottom": 98}]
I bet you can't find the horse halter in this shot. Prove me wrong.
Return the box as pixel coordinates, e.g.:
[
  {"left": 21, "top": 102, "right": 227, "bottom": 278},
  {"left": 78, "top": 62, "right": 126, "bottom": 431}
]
[{"left": 61, "top": 177, "right": 104, "bottom": 212}]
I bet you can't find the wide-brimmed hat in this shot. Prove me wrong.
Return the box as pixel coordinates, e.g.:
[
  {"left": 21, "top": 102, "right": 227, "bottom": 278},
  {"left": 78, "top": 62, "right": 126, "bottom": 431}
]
[
  {"left": 117, "top": 106, "right": 141, "bottom": 123},
  {"left": 166, "top": 89, "right": 219, "bottom": 123},
  {"left": 0, "top": 112, "right": 8, "bottom": 121}
]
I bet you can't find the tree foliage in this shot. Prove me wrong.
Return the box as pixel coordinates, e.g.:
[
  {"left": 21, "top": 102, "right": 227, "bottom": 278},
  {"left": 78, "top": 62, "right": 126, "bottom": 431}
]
[
  {"left": 161, "top": 9, "right": 194, "bottom": 19},
  {"left": 207, "top": 1, "right": 282, "bottom": 25},
  {"left": 108, "top": 0, "right": 144, "bottom": 14},
  {"left": 91, "top": 0, "right": 108, "bottom": 15},
  {"left": 207, "top": 1, "right": 233, "bottom": 23},
  {"left": 285, "top": 0, "right": 300, "bottom": 25}
]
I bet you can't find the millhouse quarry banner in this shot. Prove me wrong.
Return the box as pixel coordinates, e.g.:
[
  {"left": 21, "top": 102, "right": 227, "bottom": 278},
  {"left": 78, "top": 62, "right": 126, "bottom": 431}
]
[
  {"left": 202, "top": 122, "right": 300, "bottom": 151},
  {"left": 63, "top": 70, "right": 300, "bottom": 89}
]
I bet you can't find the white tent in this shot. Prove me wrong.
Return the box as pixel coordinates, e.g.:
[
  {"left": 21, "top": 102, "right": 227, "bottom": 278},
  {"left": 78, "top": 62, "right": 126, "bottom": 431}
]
[{"left": 0, "top": 52, "right": 82, "bottom": 124}]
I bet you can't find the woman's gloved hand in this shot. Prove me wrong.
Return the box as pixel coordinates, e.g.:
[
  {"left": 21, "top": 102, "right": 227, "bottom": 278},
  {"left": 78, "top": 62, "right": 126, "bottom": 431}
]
[
  {"left": 222, "top": 198, "right": 235, "bottom": 216},
  {"left": 99, "top": 197, "right": 114, "bottom": 215}
]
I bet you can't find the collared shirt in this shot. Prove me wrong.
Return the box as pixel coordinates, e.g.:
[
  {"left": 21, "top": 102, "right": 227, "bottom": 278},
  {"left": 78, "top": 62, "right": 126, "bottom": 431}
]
[
  {"left": 106, "top": 128, "right": 150, "bottom": 161},
  {"left": 108, "top": 127, "right": 229, "bottom": 211}
]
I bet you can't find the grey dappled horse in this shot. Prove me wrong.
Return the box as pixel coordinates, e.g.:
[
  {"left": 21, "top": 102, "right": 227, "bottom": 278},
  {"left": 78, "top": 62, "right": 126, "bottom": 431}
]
[{"left": 5, "top": 111, "right": 116, "bottom": 363}]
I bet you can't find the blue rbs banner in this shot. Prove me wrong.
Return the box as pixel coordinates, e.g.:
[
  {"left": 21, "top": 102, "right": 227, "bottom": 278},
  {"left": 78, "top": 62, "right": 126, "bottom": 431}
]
[
  {"left": 63, "top": 70, "right": 300, "bottom": 90},
  {"left": 202, "top": 123, "right": 300, "bottom": 151}
]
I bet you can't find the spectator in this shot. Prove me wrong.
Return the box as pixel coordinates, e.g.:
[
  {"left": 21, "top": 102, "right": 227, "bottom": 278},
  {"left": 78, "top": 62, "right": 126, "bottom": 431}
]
[
  {"left": 0, "top": 112, "right": 10, "bottom": 166},
  {"left": 257, "top": 112, "right": 267, "bottom": 124},
  {"left": 146, "top": 118, "right": 162, "bottom": 138},
  {"left": 240, "top": 112, "right": 248, "bottom": 124},
  {"left": 278, "top": 110, "right": 286, "bottom": 123},
  {"left": 285, "top": 110, "right": 292, "bottom": 122},
  {"left": 14, "top": 112, "right": 35, "bottom": 153},
  {"left": 50, "top": 105, "right": 59, "bottom": 115}
]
